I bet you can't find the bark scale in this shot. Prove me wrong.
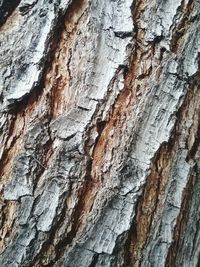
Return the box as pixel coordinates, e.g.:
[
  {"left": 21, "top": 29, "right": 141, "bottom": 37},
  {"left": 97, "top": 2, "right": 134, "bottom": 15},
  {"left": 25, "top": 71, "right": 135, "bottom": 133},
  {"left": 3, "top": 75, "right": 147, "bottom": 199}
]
[{"left": 0, "top": 0, "right": 200, "bottom": 266}]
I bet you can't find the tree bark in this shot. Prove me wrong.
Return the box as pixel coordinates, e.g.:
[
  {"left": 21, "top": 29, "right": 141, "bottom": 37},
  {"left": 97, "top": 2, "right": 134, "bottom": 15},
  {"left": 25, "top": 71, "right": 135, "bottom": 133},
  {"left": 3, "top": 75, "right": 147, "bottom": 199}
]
[{"left": 0, "top": 0, "right": 200, "bottom": 266}]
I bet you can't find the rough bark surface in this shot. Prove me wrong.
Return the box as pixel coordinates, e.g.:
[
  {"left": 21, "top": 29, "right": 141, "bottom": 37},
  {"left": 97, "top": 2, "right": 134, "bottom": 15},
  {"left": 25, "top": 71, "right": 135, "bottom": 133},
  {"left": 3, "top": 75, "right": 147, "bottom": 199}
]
[{"left": 0, "top": 0, "right": 200, "bottom": 266}]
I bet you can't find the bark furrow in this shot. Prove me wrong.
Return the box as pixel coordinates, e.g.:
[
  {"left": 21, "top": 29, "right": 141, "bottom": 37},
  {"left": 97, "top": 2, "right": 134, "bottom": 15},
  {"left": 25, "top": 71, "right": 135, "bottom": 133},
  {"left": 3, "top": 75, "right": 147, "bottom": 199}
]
[{"left": 0, "top": 0, "right": 200, "bottom": 267}]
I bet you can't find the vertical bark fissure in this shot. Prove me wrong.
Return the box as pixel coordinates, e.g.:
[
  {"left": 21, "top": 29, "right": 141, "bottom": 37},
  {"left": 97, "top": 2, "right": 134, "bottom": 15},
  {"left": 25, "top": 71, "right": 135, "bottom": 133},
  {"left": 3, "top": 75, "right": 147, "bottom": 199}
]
[
  {"left": 170, "top": 0, "right": 194, "bottom": 53},
  {"left": 0, "top": 0, "right": 21, "bottom": 27},
  {"left": 1, "top": 0, "right": 200, "bottom": 266},
  {"left": 127, "top": 79, "right": 200, "bottom": 266}
]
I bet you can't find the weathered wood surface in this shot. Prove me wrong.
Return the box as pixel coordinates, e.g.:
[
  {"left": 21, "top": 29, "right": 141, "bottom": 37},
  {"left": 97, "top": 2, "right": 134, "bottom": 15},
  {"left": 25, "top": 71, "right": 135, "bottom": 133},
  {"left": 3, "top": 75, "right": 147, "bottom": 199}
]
[{"left": 0, "top": 0, "right": 200, "bottom": 266}]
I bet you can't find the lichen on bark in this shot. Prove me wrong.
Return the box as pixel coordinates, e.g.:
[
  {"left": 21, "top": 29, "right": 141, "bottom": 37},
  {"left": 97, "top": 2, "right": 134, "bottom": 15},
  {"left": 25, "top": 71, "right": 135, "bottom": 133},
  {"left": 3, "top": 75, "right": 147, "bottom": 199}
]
[{"left": 0, "top": 0, "right": 200, "bottom": 267}]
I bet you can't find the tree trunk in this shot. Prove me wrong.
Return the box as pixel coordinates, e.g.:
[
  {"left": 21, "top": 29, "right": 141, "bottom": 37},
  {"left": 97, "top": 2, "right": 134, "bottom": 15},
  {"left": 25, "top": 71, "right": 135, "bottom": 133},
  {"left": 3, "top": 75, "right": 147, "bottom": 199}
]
[{"left": 0, "top": 0, "right": 200, "bottom": 266}]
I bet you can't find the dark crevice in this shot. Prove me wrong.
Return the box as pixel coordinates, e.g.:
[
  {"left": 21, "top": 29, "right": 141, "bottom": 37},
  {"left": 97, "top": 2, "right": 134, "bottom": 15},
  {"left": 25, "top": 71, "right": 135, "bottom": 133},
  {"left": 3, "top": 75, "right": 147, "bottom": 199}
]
[
  {"left": 0, "top": 0, "right": 68, "bottom": 183},
  {"left": 124, "top": 143, "right": 169, "bottom": 266},
  {"left": 0, "top": 0, "right": 21, "bottom": 27},
  {"left": 198, "top": 252, "right": 200, "bottom": 267},
  {"left": 0, "top": 1, "right": 87, "bottom": 266},
  {"left": 5, "top": 1, "right": 67, "bottom": 114},
  {"left": 123, "top": 211, "right": 141, "bottom": 267},
  {"left": 187, "top": 122, "right": 200, "bottom": 161},
  {"left": 124, "top": 70, "right": 199, "bottom": 264},
  {"left": 88, "top": 253, "right": 99, "bottom": 267},
  {"left": 114, "top": 31, "right": 133, "bottom": 39},
  {"left": 166, "top": 165, "right": 198, "bottom": 266},
  {"left": 96, "top": 120, "right": 107, "bottom": 137},
  {"left": 170, "top": 0, "right": 194, "bottom": 53}
]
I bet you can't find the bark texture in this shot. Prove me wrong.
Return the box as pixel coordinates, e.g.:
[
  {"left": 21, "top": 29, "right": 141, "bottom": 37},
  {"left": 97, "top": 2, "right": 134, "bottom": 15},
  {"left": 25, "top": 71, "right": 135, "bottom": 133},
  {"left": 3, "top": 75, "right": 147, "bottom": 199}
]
[{"left": 0, "top": 0, "right": 200, "bottom": 266}]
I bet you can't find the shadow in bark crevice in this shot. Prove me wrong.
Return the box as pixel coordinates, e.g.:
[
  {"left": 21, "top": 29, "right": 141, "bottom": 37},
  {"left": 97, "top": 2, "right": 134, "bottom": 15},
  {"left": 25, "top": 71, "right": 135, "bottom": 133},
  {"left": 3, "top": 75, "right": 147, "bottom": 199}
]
[{"left": 0, "top": 0, "right": 21, "bottom": 27}]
